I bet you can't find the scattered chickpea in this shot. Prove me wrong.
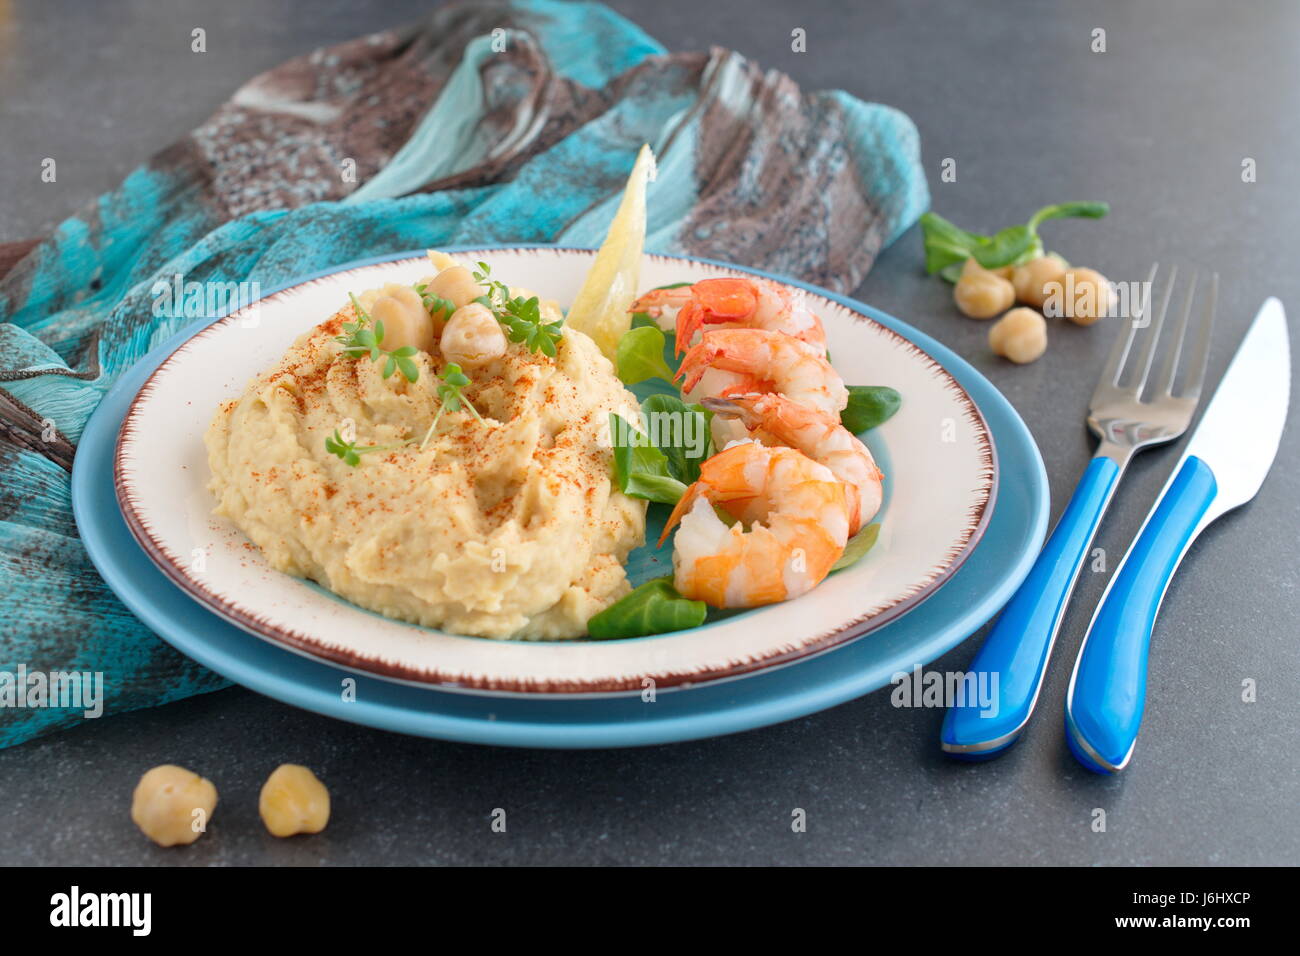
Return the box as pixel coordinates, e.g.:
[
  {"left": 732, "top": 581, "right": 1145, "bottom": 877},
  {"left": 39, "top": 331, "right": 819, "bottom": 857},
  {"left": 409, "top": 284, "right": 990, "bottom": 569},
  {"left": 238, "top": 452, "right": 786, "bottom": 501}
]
[
  {"left": 954, "top": 263, "right": 1016, "bottom": 320},
  {"left": 989, "top": 307, "right": 1048, "bottom": 364},
  {"left": 370, "top": 286, "right": 436, "bottom": 354},
  {"left": 441, "top": 303, "right": 508, "bottom": 369},
  {"left": 259, "top": 764, "right": 331, "bottom": 838},
  {"left": 1053, "top": 267, "right": 1113, "bottom": 326},
  {"left": 1012, "top": 255, "right": 1068, "bottom": 309},
  {"left": 130, "top": 764, "right": 218, "bottom": 847},
  {"left": 961, "top": 258, "right": 1014, "bottom": 282}
]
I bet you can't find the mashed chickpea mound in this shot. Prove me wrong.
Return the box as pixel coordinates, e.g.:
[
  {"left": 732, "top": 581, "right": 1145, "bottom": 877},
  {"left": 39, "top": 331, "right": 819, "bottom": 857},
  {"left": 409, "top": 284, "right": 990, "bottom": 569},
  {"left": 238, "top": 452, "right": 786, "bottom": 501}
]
[{"left": 205, "top": 261, "right": 646, "bottom": 640}]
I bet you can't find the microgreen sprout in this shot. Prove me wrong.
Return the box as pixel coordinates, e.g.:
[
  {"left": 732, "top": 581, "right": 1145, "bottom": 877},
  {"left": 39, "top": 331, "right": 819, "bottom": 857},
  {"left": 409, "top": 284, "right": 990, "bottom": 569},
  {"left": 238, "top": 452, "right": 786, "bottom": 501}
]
[
  {"left": 334, "top": 293, "right": 420, "bottom": 382},
  {"left": 419, "top": 363, "right": 483, "bottom": 448},
  {"left": 324, "top": 429, "right": 404, "bottom": 467},
  {"left": 414, "top": 283, "right": 458, "bottom": 319},
  {"left": 471, "top": 261, "right": 564, "bottom": 357}
]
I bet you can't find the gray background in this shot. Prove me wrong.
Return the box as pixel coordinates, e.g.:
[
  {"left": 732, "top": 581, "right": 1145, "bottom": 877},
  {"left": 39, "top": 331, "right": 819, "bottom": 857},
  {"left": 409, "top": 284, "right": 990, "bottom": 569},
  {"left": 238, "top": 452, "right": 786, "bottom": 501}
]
[{"left": 1, "top": 0, "right": 1296, "bottom": 865}]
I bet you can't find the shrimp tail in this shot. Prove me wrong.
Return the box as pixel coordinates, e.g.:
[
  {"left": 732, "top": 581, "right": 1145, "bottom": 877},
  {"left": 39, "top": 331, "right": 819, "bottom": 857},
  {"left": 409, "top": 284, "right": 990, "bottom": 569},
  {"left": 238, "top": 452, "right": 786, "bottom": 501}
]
[
  {"left": 658, "top": 482, "right": 702, "bottom": 547},
  {"left": 676, "top": 339, "right": 717, "bottom": 393},
  {"left": 675, "top": 301, "right": 704, "bottom": 355},
  {"left": 629, "top": 287, "right": 690, "bottom": 318}
]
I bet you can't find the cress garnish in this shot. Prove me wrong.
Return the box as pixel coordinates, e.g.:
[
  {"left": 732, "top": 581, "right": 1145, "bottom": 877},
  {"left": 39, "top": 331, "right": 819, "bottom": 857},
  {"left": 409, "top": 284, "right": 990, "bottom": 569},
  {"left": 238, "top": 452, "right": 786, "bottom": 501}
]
[
  {"left": 324, "top": 429, "right": 404, "bottom": 467},
  {"left": 334, "top": 293, "right": 421, "bottom": 382},
  {"left": 419, "top": 363, "right": 483, "bottom": 449},
  {"left": 413, "top": 283, "right": 457, "bottom": 320},
  {"left": 471, "top": 261, "right": 564, "bottom": 357}
]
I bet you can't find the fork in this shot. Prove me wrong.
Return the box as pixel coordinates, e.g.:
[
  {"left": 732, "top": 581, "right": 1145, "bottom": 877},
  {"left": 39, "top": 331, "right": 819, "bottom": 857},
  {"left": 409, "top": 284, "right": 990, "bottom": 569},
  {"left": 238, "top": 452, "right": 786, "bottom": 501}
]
[{"left": 941, "top": 265, "right": 1217, "bottom": 757}]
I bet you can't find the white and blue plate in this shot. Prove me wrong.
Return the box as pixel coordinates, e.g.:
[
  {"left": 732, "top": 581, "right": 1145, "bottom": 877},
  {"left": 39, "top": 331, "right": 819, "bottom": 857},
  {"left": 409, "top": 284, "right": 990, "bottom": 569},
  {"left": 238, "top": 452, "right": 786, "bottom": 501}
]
[{"left": 73, "top": 248, "right": 1048, "bottom": 745}]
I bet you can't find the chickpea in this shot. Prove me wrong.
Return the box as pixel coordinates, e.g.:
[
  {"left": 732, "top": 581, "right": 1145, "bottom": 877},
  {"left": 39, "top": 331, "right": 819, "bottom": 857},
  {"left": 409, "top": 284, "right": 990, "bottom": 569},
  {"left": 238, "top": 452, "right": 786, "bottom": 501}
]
[
  {"left": 1054, "top": 267, "right": 1113, "bottom": 326},
  {"left": 1012, "top": 255, "right": 1068, "bottom": 308},
  {"left": 259, "top": 764, "right": 330, "bottom": 838},
  {"left": 954, "top": 269, "right": 1015, "bottom": 319},
  {"left": 440, "top": 303, "right": 508, "bottom": 368},
  {"left": 130, "top": 764, "right": 218, "bottom": 847},
  {"left": 370, "top": 286, "right": 435, "bottom": 354},
  {"left": 989, "top": 307, "right": 1048, "bottom": 364},
  {"left": 960, "top": 257, "right": 1014, "bottom": 282},
  {"left": 423, "top": 266, "right": 485, "bottom": 315}
]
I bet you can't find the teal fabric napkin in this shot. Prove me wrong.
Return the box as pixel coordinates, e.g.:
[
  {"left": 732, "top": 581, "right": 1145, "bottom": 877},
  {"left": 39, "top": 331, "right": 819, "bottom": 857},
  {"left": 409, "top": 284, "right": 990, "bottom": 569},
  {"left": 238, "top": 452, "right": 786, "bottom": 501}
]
[{"left": 0, "top": 0, "right": 927, "bottom": 748}]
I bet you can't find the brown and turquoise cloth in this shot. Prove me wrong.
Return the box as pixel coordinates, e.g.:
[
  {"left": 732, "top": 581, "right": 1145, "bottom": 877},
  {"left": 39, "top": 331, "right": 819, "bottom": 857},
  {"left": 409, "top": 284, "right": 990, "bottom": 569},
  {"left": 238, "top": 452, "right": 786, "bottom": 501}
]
[{"left": 0, "top": 0, "right": 927, "bottom": 747}]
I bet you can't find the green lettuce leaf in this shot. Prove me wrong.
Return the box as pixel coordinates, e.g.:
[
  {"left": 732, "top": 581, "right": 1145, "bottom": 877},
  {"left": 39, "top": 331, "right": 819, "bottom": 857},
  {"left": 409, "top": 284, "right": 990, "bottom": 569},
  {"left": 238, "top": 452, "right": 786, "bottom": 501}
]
[{"left": 587, "top": 576, "right": 707, "bottom": 639}]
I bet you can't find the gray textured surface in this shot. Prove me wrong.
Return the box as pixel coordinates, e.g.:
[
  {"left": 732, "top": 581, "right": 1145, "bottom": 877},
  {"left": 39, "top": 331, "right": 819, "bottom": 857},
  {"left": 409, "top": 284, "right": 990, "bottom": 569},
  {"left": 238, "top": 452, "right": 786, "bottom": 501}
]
[{"left": 1, "top": 0, "right": 1297, "bottom": 865}]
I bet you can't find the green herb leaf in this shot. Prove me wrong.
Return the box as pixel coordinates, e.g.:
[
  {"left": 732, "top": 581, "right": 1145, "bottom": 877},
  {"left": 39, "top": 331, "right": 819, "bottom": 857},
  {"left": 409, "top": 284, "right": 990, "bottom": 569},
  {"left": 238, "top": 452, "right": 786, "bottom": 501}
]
[
  {"left": 830, "top": 523, "right": 881, "bottom": 572},
  {"left": 472, "top": 272, "right": 564, "bottom": 357},
  {"left": 921, "top": 202, "right": 1108, "bottom": 281},
  {"left": 609, "top": 392, "right": 713, "bottom": 504},
  {"left": 938, "top": 261, "right": 966, "bottom": 283},
  {"left": 419, "top": 363, "right": 481, "bottom": 448},
  {"left": 335, "top": 292, "right": 421, "bottom": 381},
  {"left": 1027, "top": 201, "right": 1110, "bottom": 229},
  {"left": 610, "top": 414, "right": 687, "bottom": 504},
  {"left": 324, "top": 430, "right": 361, "bottom": 466},
  {"left": 348, "top": 292, "right": 371, "bottom": 324},
  {"left": 841, "top": 385, "right": 902, "bottom": 433},
  {"left": 638, "top": 393, "right": 712, "bottom": 486},
  {"left": 615, "top": 325, "right": 676, "bottom": 385},
  {"left": 414, "top": 283, "right": 458, "bottom": 319},
  {"left": 499, "top": 295, "right": 562, "bottom": 356},
  {"left": 395, "top": 355, "right": 418, "bottom": 382},
  {"left": 919, "top": 212, "right": 990, "bottom": 275},
  {"left": 972, "top": 225, "right": 1041, "bottom": 270},
  {"left": 623, "top": 472, "right": 690, "bottom": 504},
  {"left": 586, "top": 576, "right": 708, "bottom": 639},
  {"left": 323, "top": 429, "right": 400, "bottom": 468}
]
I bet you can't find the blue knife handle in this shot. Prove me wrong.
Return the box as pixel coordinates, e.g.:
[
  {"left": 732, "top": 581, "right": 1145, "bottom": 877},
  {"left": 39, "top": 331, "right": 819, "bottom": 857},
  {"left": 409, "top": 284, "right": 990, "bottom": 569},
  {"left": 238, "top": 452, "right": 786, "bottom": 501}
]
[
  {"left": 942, "top": 455, "right": 1121, "bottom": 757},
  {"left": 1065, "top": 456, "right": 1217, "bottom": 773}
]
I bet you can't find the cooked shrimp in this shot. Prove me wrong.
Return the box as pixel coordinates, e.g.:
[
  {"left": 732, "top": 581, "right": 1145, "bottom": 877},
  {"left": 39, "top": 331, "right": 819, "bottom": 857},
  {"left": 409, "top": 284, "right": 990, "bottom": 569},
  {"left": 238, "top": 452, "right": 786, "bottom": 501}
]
[
  {"left": 630, "top": 277, "right": 826, "bottom": 355},
  {"left": 677, "top": 329, "right": 848, "bottom": 417},
  {"left": 703, "top": 393, "right": 883, "bottom": 534},
  {"left": 659, "top": 442, "right": 849, "bottom": 608}
]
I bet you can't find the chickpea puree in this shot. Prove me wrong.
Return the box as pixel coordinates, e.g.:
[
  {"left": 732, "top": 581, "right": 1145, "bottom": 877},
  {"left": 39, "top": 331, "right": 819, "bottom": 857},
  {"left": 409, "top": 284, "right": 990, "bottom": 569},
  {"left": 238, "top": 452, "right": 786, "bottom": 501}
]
[{"left": 205, "top": 258, "right": 646, "bottom": 639}]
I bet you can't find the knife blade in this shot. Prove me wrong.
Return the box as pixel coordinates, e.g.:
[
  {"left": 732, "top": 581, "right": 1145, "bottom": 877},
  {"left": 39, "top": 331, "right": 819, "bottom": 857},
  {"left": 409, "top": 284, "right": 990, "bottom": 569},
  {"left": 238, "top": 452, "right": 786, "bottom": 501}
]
[
  {"left": 1181, "top": 298, "right": 1290, "bottom": 519},
  {"left": 1065, "top": 298, "right": 1291, "bottom": 773}
]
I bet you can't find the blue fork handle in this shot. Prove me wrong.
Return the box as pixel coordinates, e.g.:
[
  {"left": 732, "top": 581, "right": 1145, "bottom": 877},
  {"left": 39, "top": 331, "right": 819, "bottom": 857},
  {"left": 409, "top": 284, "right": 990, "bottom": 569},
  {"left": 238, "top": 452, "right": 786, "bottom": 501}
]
[
  {"left": 941, "top": 455, "right": 1121, "bottom": 757},
  {"left": 1065, "top": 456, "right": 1218, "bottom": 773}
]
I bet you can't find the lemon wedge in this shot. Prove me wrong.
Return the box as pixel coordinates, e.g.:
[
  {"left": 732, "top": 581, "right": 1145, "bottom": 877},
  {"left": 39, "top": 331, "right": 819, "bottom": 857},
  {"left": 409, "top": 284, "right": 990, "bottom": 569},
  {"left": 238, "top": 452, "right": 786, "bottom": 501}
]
[{"left": 565, "top": 144, "right": 657, "bottom": 361}]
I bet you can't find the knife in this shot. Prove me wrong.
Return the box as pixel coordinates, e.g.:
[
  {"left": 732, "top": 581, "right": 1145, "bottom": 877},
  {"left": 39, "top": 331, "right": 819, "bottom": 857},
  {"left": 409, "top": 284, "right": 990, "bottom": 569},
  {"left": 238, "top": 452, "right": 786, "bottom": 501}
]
[{"left": 1065, "top": 298, "right": 1291, "bottom": 773}]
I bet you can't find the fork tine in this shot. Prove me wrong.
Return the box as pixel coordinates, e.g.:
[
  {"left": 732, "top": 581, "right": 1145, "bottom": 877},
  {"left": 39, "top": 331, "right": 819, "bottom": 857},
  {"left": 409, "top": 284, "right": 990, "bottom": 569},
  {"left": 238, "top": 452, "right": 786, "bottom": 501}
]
[
  {"left": 1126, "top": 264, "right": 1176, "bottom": 394},
  {"left": 1099, "top": 263, "right": 1157, "bottom": 387},
  {"left": 1178, "top": 273, "right": 1218, "bottom": 400},
  {"left": 1151, "top": 272, "right": 1198, "bottom": 396}
]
